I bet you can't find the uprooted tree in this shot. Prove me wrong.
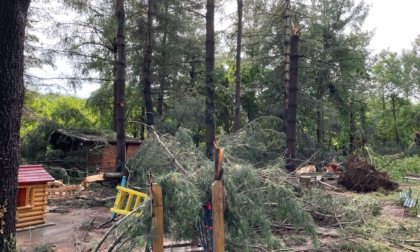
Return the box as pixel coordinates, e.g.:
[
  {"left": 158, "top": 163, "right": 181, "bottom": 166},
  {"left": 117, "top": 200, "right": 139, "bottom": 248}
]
[{"left": 338, "top": 156, "right": 399, "bottom": 193}]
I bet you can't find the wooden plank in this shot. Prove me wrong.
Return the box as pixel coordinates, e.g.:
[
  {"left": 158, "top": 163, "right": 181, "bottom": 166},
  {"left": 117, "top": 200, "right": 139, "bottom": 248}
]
[
  {"left": 34, "top": 196, "right": 47, "bottom": 202},
  {"left": 18, "top": 210, "right": 46, "bottom": 218},
  {"left": 16, "top": 219, "right": 46, "bottom": 228},
  {"left": 152, "top": 183, "right": 164, "bottom": 252},
  {"left": 18, "top": 214, "right": 45, "bottom": 223},
  {"left": 18, "top": 205, "right": 46, "bottom": 213},
  {"left": 34, "top": 192, "right": 47, "bottom": 197},
  {"left": 33, "top": 187, "right": 47, "bottom": 193},
  {"left": 212, "top": 180, "right": 225, "bottom": 251},
  {"left": 33, "top": 201, "right": 46, "bottom": 207}
]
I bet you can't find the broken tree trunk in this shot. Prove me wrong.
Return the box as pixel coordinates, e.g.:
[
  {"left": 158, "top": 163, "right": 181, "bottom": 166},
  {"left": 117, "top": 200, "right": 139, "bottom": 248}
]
[{"left": 212, "top": 141, "right": 225, "bottom": 251}]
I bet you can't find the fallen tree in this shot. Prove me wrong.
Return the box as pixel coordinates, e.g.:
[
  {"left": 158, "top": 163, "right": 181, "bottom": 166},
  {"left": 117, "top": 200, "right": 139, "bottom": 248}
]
[{"left": 98, "top": 119, "right": 385, "bottom": 251}]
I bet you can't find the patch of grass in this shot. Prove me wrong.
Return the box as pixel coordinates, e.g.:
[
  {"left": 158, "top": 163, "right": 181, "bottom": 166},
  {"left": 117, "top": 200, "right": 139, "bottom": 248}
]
[
  {"left": 373, "top": 154, "right": 420, "bottom": 181},
  {"left": 33, "top": 243, "right": 54, "bottom": 252},
  {"left": 333, "top": 240, "right": 391, "bottom": 252},
  {"left": 338, "top": 211, "right": 420, "bottom": 251}
]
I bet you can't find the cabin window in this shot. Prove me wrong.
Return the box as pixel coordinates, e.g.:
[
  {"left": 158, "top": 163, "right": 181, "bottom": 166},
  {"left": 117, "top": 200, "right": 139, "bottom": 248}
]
[{"left": 17, "top": 187, "right": 34, "bottom": 210}]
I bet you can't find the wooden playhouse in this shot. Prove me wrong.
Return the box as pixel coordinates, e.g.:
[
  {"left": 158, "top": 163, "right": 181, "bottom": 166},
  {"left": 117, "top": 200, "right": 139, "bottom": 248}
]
[{"left": 17, "top": 165, "right": 55, "bottom": 228}]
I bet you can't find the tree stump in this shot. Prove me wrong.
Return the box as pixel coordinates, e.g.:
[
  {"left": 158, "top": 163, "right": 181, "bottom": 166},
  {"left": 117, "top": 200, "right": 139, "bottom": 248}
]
[{"left": 299, "top": 176, "right": 311, "bottom": 188}]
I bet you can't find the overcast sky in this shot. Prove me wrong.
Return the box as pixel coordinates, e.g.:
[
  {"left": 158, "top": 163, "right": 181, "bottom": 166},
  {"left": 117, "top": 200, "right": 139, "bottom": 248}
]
[{"left": 364, "top": 0, "right": 419, "bottom": 53}]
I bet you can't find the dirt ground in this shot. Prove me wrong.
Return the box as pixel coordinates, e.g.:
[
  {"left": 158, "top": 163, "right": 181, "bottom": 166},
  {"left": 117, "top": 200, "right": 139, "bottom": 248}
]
[
  {"left": 16, "top": 181, "right": 420, "bottom": 252},
  {"left": 17, "top": 203, "right": 111, "bottom": 252}
]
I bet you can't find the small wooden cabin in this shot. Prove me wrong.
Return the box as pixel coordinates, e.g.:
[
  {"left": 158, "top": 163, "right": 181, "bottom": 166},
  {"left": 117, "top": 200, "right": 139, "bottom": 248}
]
[
  {"left": 49, "top": 129, "right": 141, "bottom": 172},
  {"left": 17, "top": 165, "right": 55, "bottom": 228}
]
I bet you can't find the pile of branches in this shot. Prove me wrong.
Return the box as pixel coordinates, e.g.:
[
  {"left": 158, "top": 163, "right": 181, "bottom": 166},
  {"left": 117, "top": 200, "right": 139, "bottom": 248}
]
[
  {"left": 101, "top": 119, "right": 384, "bottom": 251},
  {"left": 338, "top": 156, "right": 399, "bottom": 192}
]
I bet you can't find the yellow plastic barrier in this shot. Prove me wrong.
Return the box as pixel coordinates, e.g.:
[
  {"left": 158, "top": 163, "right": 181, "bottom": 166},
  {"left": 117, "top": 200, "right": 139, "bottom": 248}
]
[{"left": 110, "top": 186, "right": 148, "bottom": 215}]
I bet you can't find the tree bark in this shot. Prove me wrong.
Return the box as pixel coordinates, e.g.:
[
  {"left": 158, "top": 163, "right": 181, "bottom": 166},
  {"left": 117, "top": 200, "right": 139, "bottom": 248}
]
[
  {"left": 113, "top": 38, "right": 118, "bottom": 132},
  {"left": 349, "top": 107, "right": 355, "bottom": 153},
  {"left": 283, "top": 0, "right": 291, "bottom": 135},
  {"left": 157, "top": 4, "right": 169, "bottom": 117},
  {"left": 115, "top": 0, "right": 126, "bottom": 172},
  {"left": 205, "top": 0, "right": 215, "bottom": 159},
  {"left": 140, "top": 106, "right": 145, "bottom": 140},
  {"left": 0, "top": 0, "right": 30, "bottom": 250},
  {"left": 233, "top": 0, "right": 243, "bottom": 133},
  {"left": 286, "top": 35, "right": 299, "bottom": 172},
  {"left": 391, "top": 95, "right": 400, "bottom": 145},
  {"left": 143, "top": 0, "right": 154, "bottom": 128},
  {"left": 317, "top": 71, "right": 326, "bottom": 145}
]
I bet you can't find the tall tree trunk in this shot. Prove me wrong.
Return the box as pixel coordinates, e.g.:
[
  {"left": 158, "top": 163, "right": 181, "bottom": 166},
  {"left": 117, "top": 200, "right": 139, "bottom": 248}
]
[
  {"left": 0, "top": 1, "right": 30, "bottom": 250},
  {"left": 205, "top": 0, "right": 215, "bottom": 159},
  {"left": 285, "top": 35, "right": 299, "bottom": 171},
  {"left": 233, "top": 0, "right": 243, "bottom": 133},
  {"left": 113, "top": 38, "right": 118, "bottom": 131},
  {"left": 190, "top": 53, "right": 197, "bottom": 88},
  {"left": 115, "top": 0, "right": 126, "bottom": 172},
  {"left": 349, "top": 106, "right": 355, "bottom": 153},
  {"left": 140, "top": 106, "right": 145, "bottom": 140},
  {"left": 282, "top": 0, "right": 291, "bottom": 135},
  {"left": 157, "top": 4, "right": 169, "bottom": 116},
  {"left": 316, "top": 71, "right": 326, "bottom": 145},
  {"left": 143, "top": 0, "right": 154, "bottom": 128},
  {"left": 391, "top": 95, "right": 400, "bottom": 145}
]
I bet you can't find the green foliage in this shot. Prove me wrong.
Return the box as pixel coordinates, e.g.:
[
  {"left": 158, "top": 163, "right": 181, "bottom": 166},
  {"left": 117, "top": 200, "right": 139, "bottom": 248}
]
[
  {"left": 158, "top": 173, "right": 204, "bottom": 240},
  {"left": 371, "top": 153, "right": 420, "bottom": 180},
  {"left": 220, "top": 117, "right": 285, "bottom": 167},
  {"left": 118, "top": 200, "right": 153, "bottom": 249},
  {"left": 21, "top": 92, "right": 102, "bottom": 163},
  {"left": 339, "top": 214, "right": 419, "bottom": 252},
  {"left": 20, "top": 120, "right": 59, "bottom": 162},
  {"left": 157, "top": 97, "right": 206, "bottom": 146},
  {"left": 22, "top": 92, "right": 96, "bottom": 136},
  {"left": 126, "top": 127, "right": 318, "bottom": 249},
  {"left": 303, "top": 189, "right": 381, "bottom": 228},
  {"left": 333, "top": 240, "right": 391, "bottom": 252}
]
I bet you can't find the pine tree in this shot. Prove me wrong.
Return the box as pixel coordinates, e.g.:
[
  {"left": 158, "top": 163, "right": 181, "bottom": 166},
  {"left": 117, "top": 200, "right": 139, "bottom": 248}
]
[
  {"left": 205, "top": 0, "right": 215, "bottom": 159},
  {"left": 115, "top": 0, "right": 127, "bottom": 171}
]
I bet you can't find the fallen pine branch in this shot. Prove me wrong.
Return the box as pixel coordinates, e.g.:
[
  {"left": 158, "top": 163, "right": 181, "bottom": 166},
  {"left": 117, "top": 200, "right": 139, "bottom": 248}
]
[
  {"left": 384, "top": 237, "right": 420, "bottom": 252},
  {"left": 81, "top": 218, "right": 95, "bottom": 242},
  {"left": 404, "top": 240, "right": 420, "bottom": 244},
  {"left": 106, "top": 232, "right": 125, "bottom": 252},
  {"left": 317, "top": 180, "right": 342, "bottom": 191},
  {"left": 48, "top": 208, "right": 69, "bottom": 213},
  {"left": 384, "top": 237, "right": 420, "bottom": 245},
  {"left": 152, "top": 127, "right": 188, "bottom": 175},
  {"left": 94, "top": 204, "right": 144, "bottom": 252}
]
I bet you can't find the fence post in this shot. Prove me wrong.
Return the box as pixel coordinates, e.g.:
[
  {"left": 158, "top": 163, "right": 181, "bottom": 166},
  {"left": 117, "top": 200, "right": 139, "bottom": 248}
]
[
  {"left": 212, "top": 180, "right": 224, "bottom": 251},
  {"left": 152, "top": 183, "right": 164, "bottom": 252}
]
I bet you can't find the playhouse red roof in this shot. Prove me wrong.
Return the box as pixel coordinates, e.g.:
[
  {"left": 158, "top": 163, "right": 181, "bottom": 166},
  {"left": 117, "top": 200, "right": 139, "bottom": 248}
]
[{"left": 18, "top": 165, "right": 55, "bottom": 184}]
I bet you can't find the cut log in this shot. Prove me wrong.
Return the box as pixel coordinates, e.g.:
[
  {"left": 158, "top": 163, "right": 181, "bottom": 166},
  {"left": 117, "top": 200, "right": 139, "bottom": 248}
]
[
  {"left": 81, "top": 172, "right": 124, "bottom": 190},
  {"left": 295, "top": 165, "right": 316, "bottom": 175}
]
